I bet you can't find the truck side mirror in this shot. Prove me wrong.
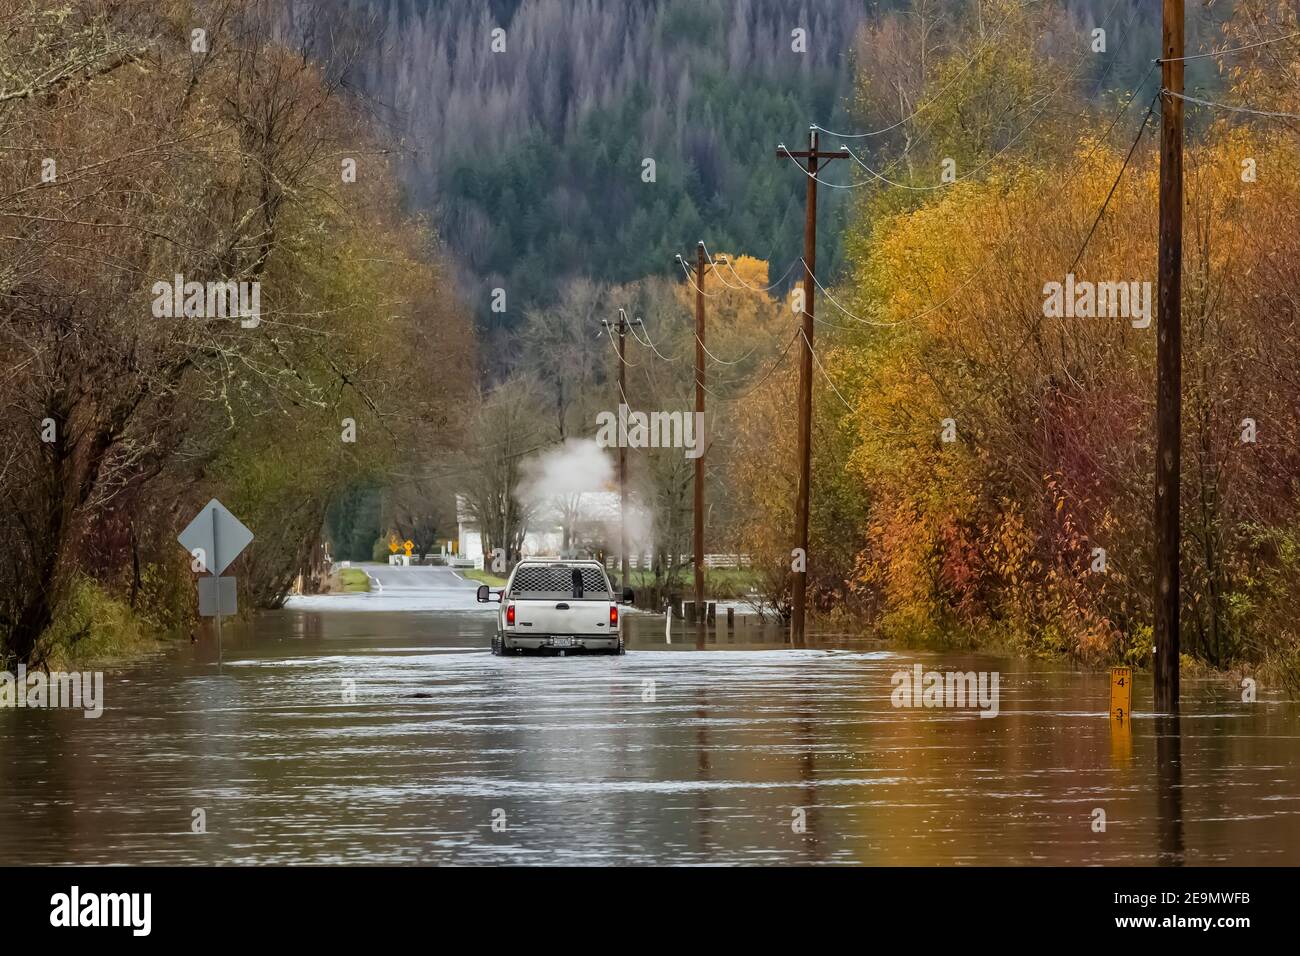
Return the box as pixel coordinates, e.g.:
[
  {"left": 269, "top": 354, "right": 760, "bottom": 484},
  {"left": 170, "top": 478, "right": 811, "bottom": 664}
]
[
  {"left": 476, "top": 584, "right": 491, "bottom": 603},
  {"left": 621, "top": 587, "right": 635, "bottom": 605}
]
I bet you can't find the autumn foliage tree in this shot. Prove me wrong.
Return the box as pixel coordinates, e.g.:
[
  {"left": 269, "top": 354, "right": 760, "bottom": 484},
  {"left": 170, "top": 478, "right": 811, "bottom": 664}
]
[
  {"left": 725, "top": 0, "right": 1300, "bottom": 690},
  {"left": 0, "top": 0, "right": 471, "bottom": 663}
]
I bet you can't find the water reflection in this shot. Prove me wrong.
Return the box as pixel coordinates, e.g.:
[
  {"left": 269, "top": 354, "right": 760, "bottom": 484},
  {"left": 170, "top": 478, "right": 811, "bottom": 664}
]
[
  {"left": 0, "top": 607, "right": 1294, "bottom": 865},
  {"left": 1155, "top": 714, "right": 1185, "bottom": 866},
  {"left": 1109, "top": 713, "right": 1133, "bottom": 766}
]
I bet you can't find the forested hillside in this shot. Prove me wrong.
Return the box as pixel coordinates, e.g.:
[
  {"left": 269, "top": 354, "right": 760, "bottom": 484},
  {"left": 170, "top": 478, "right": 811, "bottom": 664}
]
[{"left": 290, "top": 0, "right": 1222, "bottom": 360}]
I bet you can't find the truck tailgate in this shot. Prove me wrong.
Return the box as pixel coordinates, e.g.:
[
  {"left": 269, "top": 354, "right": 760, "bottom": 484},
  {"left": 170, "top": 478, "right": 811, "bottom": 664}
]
[{"left": 514, "top": 599, "right": 611, "bottom": 636}]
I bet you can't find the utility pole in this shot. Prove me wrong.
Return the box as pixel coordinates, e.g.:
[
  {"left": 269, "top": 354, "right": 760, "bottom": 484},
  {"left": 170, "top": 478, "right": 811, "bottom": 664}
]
[
  {"left": 677, "top": 245, "right": 726, "bottom": 629},
  {"left": 619, "top": 309, "right": 629, "bottom": 593},
  {"left": 607, "top": 309, "right": 642, "bottom": 593},
  {"left": 1154, "top": 0, "right": 1184, "bottom": 713},
  {"left": 694, "top": 243, "right": 707, "bottom": 628},
  {"left": 777, "top": 128, "right": 843, "bottom": 644}
]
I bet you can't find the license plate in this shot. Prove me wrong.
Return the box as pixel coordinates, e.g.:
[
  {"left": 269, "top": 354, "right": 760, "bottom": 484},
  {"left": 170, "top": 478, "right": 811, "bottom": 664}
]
[{"left": 551, "top": 637, "right": 574, "bottom": 647}]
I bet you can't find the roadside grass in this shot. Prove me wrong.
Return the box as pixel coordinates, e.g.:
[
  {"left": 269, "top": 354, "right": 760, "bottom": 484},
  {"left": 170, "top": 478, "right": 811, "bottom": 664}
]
[
  {"left": 32, "top": 575, "right": 159, "bottom": 669},
  {"left": 332, "top": 567, "right": 371, "bottom": 593},
  {"left": 462, "top": 569, "right": 507, "bottom": 587}
]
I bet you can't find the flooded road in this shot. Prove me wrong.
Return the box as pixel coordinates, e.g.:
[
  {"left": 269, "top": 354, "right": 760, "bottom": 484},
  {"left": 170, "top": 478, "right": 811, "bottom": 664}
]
[{"left": 2, "top": 564, "right": 1298, "bottom": 865}]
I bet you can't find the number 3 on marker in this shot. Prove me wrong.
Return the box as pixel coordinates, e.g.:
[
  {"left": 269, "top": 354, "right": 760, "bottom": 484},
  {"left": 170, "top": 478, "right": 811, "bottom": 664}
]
[{"left": 1110, "top": 666, "right": 1133, "bottom": 722}]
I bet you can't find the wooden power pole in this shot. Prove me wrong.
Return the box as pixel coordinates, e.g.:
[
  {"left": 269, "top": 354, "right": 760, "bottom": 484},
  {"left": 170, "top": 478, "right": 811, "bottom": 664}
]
[
  {"left": 1154, "top": 0, "right": 1184, "bottom": 713},
  {"left": 693, "top": 242, "right": 707, "bottom": 627},
  {"left": 618, "top": 309, "right": 629, "bottom": 593},
  {"left": 777, "top": 128, "right": 842, "bottom": 644},
  {"left": 677, "top": 247, "right": 723, "bottom": 626},
  {"left": 609, "top": 308, "right": 641, "bottom": 593}
]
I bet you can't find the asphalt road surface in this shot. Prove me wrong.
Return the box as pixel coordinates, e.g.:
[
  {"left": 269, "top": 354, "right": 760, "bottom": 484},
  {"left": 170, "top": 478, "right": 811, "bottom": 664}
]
[{"left": 289, "top": 562, "right": 487, "bottom": 612}]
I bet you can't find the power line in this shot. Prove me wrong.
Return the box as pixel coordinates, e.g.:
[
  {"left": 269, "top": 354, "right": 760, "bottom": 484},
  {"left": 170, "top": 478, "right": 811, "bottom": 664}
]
[
  {"left": 676, "top": 255, "right": 718, "bottom": 297},
  {"left": 790, "top": 76, "right": 1066, "bottom": 191},
  {"left": 602, "top": 320, "right": 640, "bottom": 368},
  {"left": 987, "top": 86, "right": 1159, "bottom": 383},
  {"left": 812, "top": 257, "right": 992, "bottom": 331},
  {"left": 971, "top": 48, "right": 1164, "bottom": 377},
  {"left": 628, "top": 315, "right": 685, "bottom": 363},
  {"left": 778, "top": 18, "right": 1164, "bottom": 406},
  {"left": 1167, "top": 89, "right": 1300, "bottom": 122},
  {"left": 694, "top": 332, "right": 762, "bottom": 366},
  {"left": 1156, "top": 30, "right": 1300, "bottom": 63},
  {"left": 803, "top": 0, "right": 1126, "bottom": 193},
  {"left": 811, "top": 0, "right": 1048, "bottom": 139},
  {"left": 625, "top": 318, "right": 653, "bottom": 347},
  {"left": 839, "top": 65, "right": 1090, "bottom": 191},
  {"left": 1068, "top": 89, "right": 1160, "bottom": 274},
  {"left": 811, "top": 310, "right": 872, "bottom": 333},
  {"left": 723, "top": 255, "right": 802, "bottom": 293},
  {"left": 703, "top": 327, "right": 800, "bottom": 401},
  {"left": 798, "top": 326, "right": 857, "bottom": 415},
  {"left": 812, "top": 58, "right": 1106, "bottom": 193},
  {"left": 801, "top": 258, "right": 900, "bottom": 327},
  {"left": 1078, "top": 59, "right": 1159, "bottom": 172},
  {"left": 699, "top": 241, "right": 802, "bottom": 293}
]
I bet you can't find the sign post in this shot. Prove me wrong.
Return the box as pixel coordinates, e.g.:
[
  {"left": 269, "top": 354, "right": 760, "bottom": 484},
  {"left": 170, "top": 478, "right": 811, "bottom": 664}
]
[
  {"left": 212, "top": 501, "right": 223, "bottom": 664},
  {"left": 178, "top": 498, "right": 254, "bottom": 666}
]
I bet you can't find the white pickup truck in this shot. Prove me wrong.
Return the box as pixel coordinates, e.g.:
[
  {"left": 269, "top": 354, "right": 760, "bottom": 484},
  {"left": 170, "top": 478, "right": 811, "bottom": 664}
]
[{"left": 476, "top": 558, "right": 633, "bottom": 655}]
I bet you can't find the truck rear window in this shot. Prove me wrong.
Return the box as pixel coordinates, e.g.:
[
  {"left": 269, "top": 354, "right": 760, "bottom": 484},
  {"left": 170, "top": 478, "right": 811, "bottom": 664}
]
[{"left": 510, "top": 565, "right": 612, "bottom": 600}]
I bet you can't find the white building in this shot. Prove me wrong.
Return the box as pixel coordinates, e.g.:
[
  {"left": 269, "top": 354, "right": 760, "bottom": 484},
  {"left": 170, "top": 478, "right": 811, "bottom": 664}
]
[
  {"left": 455, "top": 494, "right": 748, "bottom": 572},
  {"left": 456, "top": 492, "right": 627, "bottom": 568}
]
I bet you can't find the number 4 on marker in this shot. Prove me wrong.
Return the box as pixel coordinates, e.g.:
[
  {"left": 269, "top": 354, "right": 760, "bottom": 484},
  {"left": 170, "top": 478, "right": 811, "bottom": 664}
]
[{"left": 1110, "top": 666, "right": 1133, "bottom": 723}]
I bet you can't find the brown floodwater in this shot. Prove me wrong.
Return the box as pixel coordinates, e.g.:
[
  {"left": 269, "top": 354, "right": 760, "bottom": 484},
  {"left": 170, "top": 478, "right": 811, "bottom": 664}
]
[{"left": 2, "top": 592, "right": 1298, "bottom": 865}]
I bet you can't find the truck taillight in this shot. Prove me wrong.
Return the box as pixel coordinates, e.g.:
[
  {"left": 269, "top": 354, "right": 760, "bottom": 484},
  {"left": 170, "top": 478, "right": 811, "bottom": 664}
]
[
  {"left": 506, "top": 604, "right": 515, "bottom": 625},
  {"left": 609, "top": 605, "right": 618, "bottom": 626}
]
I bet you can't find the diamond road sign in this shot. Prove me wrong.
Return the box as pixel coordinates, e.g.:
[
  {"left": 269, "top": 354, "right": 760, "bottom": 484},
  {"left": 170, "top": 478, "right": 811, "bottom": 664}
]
[{"left": 178, "top": 498, "right": 254, "bottom": 576}]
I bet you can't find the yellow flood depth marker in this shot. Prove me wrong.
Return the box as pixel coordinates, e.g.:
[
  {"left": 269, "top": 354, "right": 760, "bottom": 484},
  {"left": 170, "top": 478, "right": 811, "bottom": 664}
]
[{"left": 1110, "top": 666, "right": 1133, "bottom": 723}]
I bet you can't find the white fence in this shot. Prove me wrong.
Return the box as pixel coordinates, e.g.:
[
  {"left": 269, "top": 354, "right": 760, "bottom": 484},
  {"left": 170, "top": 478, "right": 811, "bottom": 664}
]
[{"left": 619, "top": 553, "right": 750, "bottom": 570}]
